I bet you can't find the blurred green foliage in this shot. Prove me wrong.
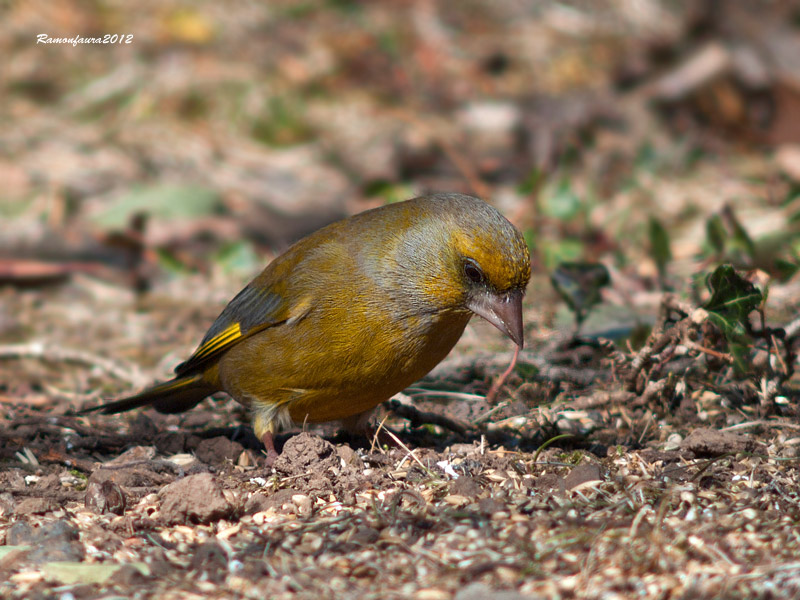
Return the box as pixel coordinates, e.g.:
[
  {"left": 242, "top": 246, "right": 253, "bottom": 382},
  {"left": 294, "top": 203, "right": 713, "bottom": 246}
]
[
  {"left": 702, "top": 264, "right": 764, "bottom": 373},
  {"left": 252, "top": 97, "right": 315, "bottom": 147},
  {"left": 550, "top": 262, "right": 611, "bottom": 331},
  {"left": 91, "top": 184, "right": 221, "bottom": 228}
]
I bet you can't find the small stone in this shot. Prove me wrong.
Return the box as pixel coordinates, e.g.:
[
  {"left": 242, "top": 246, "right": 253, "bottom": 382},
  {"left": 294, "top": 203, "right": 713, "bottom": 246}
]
[
  {"left": 448, "top": 443, "right": 478, "bottom": 456},
  {"left": 262, "top": 489, "right": 297, "bottom": 512},
  {"left": 194, "top": 437, "right": 245, "bottom": 466},
  {"left": 131, "top": 414, "right": 158, "bottom": 440},
  {"left": 348, "top": 526, "right": 380, "bottom": 545},
  {"left": 532, "top": 473, "right": 565, "bottom": 493},
  {"left": 415, "top": 588, "right": 450, "bottom": 600},
  {"left": 680, "top": 428, "right": 761, "bottom": 457},
  {"left": 291, "top": 494, "right": 312, "bottom": 515},
  {"left": 89, "top": 466, "right": 169, "bottom": 489},
  {"left": 158, "top": 473, "right": 234, "bottom": 525},
  {"left": 244, "top": 493, "right": 272, "bottom": 515},
  {"left": 13, "top": 520, "right": 84, "bottom": 565},
  {"left": 564, "top": 464, "right": 602, "bottom": 490},
  {"left": 664, "top": 433, "right": 683, "bottom": 451},
  {"left": 6, "top": 521, "right": 35, "bottom": 545},
  {"left": 14, "top": 497, "right": 59, "bottom": 515},
  {"left": 115, "top": 563, "right": 150, "bottom": 585},
  {"left": 190, "top": 541, "right": 229, "bottom": 583},
  {"left": 455, "top": 583, "right": 532, "bottom": 600},
  {"left": 85, "top": 480, "right": 127, "bottom": 515},
  {"left": 107, "top": 445, "right": 156, "bottom": 466},
  {"left": 336, "top": 445, "right": 362, "bottom": 467},
  {"left": 154, "top": 431, "right": 187, "bottom": 455},
  {"left": 450, "top": 475, "right": 482, "bottom": 498},
  {"left": 477, "top": 497, "right": 505, "bottom": 515}
]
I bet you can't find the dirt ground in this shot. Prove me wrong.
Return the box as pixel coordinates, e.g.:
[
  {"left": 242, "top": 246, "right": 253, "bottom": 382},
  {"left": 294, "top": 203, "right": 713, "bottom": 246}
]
[{"left": 2, "top": 279, "right": 800, "bottom": 599}]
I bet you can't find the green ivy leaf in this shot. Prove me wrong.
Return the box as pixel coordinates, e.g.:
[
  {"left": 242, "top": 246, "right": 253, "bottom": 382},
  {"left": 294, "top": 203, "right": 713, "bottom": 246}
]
[
  {"left": 214, "top": 240, "right": 260, "bottom": 274},
  {"left": 41, "top": 561, "right": 150, "bottom": 585},
  {"left": 705, "top": 214, "right": 726, "bottom": 255},
  {"left": 514, "top": 362, "right": 540, "bottom": 380},
  {"left": 648, "top": 217, "right": 672, "bottom": 277},
  {"left": 542, "top": 180, "right": 582, "bottom": 221},
  {"left": 550, "top": 262, "right": 610, "bottom": 326},
  {"left": 723, "top": 206, "right": 756, "bottom": 260},
  {"left": 542, "top": 238, "right": 585, "bottom": 270},
  {"left": 91, "top": 184, "right": 221, "bottom": 228},
  {"left": 702, "top": 265, "right": 762, "bottom": 349},
  {"left": 728, "top": 342, "right": 752, "bottom": 374},
  {"left": 155, "top": 248, "right": 193, "bottom": 275},
  {"left": 773, "top": 258, "right": 800, "bottom": 282}
]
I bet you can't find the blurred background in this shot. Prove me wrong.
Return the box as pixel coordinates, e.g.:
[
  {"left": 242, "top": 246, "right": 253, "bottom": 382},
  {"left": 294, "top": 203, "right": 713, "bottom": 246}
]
[
  {"left": 2, "top": 0, "right": 800, "bottom": 401},
  {"left": 5, "top": 5, "right": 800, "bottom": 597}
]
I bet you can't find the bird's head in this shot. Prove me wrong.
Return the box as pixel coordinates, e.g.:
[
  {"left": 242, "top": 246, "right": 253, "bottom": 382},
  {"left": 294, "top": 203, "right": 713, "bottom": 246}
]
[{"left": 390, "top": 193, "right": 531, "bottom": 347}]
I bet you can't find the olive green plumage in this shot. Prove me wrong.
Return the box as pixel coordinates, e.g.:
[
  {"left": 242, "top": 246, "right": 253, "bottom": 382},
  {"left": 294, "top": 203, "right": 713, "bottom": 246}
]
[{"left": 84, "top": 193, "right": 531, "bottom": 460}]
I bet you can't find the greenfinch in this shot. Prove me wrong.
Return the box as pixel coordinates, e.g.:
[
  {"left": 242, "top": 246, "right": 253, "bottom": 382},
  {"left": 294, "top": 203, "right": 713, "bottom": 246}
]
[{"left": 84, "top": 193, "right": 531, "bottom": 462}]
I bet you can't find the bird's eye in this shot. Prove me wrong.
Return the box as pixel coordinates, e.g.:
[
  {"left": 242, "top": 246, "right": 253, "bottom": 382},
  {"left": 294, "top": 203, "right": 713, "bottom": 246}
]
[{"left": 463, "top": 259, "right": 484, "bottom": 284}]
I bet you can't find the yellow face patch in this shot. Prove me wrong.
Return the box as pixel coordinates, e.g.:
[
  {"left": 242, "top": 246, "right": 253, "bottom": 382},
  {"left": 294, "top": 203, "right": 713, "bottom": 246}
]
[{"left": 452, "top": 228, "right": 531, "bottom": 292}]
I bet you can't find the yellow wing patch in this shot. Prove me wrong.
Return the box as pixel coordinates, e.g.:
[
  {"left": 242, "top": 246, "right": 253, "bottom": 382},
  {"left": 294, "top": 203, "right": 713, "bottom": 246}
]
[{"left": 190, "top": 322, "right": 242, "bottom": 363}]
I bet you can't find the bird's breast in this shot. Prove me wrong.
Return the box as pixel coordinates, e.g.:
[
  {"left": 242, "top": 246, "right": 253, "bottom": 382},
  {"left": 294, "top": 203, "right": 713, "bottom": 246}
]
[{"left": 217, "top": 300, "right": 471, "bottom": 424}]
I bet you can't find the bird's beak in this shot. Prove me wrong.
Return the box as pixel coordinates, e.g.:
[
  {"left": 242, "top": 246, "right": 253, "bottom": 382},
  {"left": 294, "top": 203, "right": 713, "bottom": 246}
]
[{"left": 466, "top": 289, "right": 525, "bottom": 348}]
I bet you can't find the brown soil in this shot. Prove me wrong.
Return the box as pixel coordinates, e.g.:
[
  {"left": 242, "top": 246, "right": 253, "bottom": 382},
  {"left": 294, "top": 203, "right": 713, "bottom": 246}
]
[{"left": 3, "top": 361, "right": 800, "bottom": 599}]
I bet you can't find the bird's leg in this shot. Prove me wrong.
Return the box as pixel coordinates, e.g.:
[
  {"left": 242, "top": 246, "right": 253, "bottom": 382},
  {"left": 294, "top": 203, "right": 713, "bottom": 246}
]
[
  {"left": 261, "top": 431, "right": 279, "bottom": 466},
  {"left": 253, "top": 408, "right": 282, "bottom": 466}
]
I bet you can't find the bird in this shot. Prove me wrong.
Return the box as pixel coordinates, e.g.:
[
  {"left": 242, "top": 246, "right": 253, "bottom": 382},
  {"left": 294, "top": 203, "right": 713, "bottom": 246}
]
[{"left": 82, "top": 193, "right": 531, "bottom": 463}]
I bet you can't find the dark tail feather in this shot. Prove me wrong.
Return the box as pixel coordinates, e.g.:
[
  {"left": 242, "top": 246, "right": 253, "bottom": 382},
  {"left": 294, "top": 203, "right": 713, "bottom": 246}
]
[{"left": 80, "top": 375, "right": 215, "bottom": 415}]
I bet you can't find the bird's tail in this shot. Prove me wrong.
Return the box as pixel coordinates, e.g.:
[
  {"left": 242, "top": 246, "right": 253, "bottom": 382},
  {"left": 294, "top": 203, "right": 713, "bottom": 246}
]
[{"left": 80, "top": 375, "right": 215, "bottom": 415}]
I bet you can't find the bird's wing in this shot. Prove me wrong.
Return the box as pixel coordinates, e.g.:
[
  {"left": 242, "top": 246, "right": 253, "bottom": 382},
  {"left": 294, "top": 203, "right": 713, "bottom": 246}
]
[{"left": 174, "top": 283, "right": 288, "bottom": 376}]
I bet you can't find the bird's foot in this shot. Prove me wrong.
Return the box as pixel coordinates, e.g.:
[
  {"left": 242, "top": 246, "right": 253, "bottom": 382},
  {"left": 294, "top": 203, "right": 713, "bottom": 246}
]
[{"left": 261, "top": 431, "right": 279, "bottom": 466}]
